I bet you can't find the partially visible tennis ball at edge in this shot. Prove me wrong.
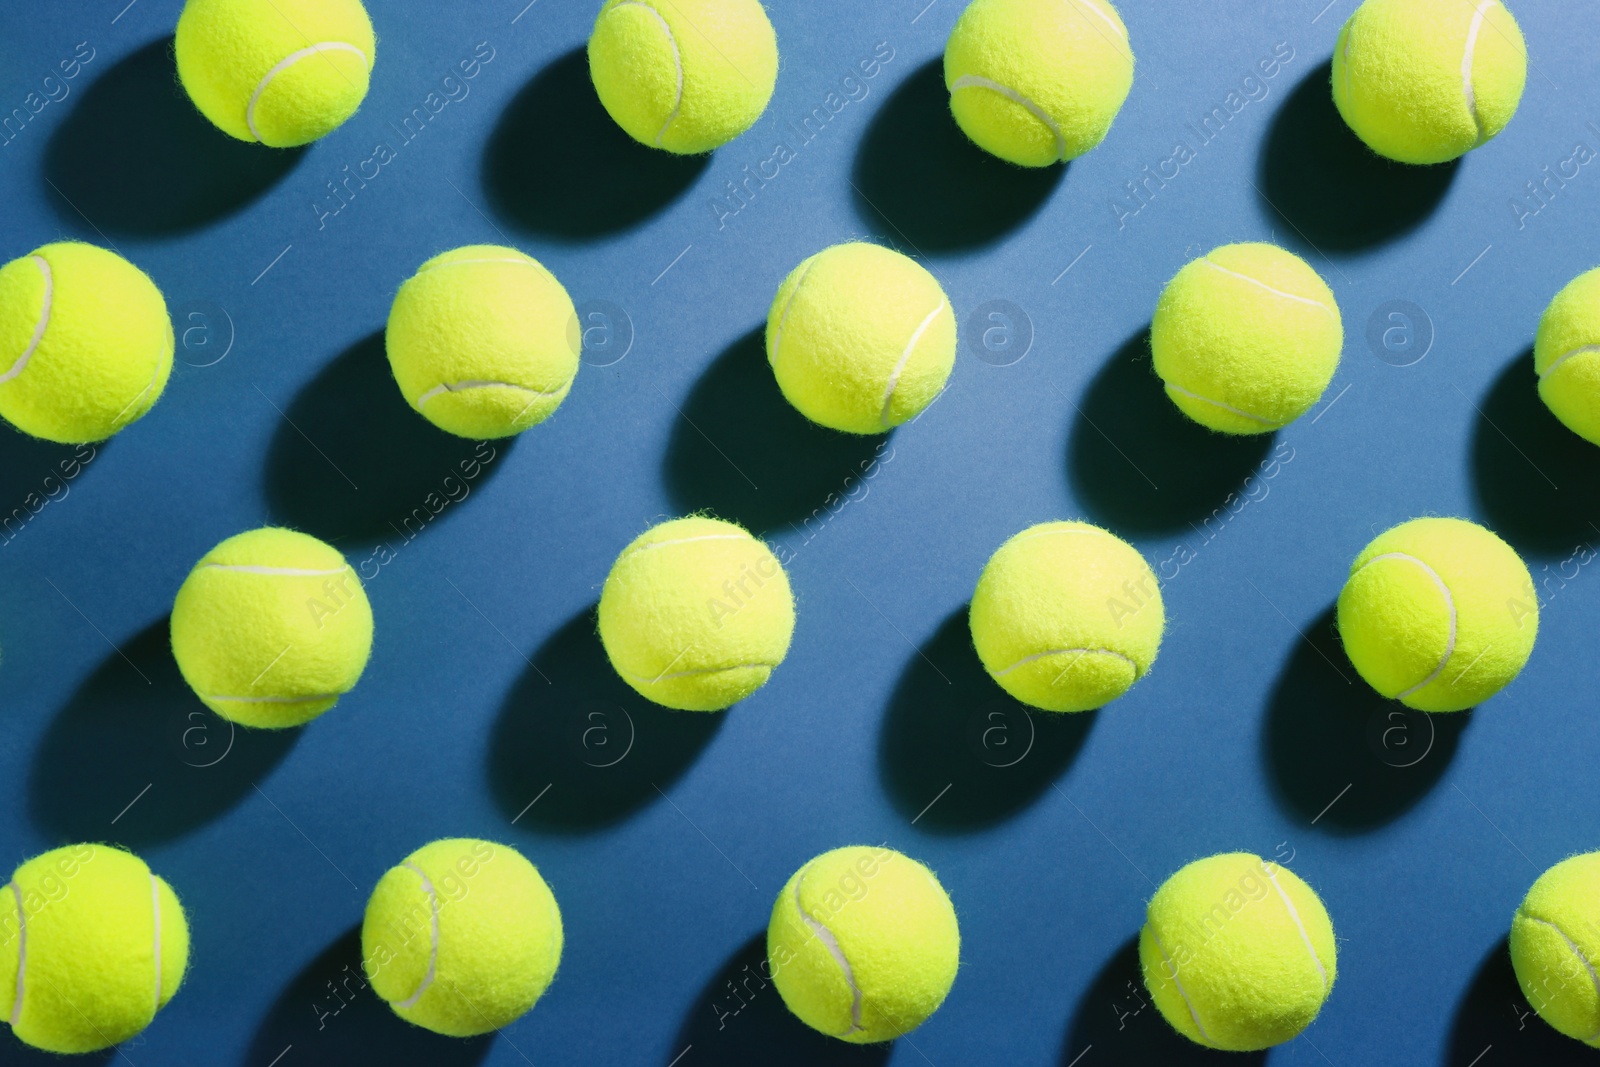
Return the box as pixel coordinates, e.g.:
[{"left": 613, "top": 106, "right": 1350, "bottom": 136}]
[
  {"left": 1510, "top": 852, "right": 1600, "bottom": 1047},
  {"left": 1536, "top": 267, "right": 1600, "bottom": 446}
]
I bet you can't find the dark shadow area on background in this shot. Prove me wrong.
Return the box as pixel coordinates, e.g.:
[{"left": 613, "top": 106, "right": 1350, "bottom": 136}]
[
  {"left": 264, "top": 331, "right": 509, "bottom": 546},
  {"left": 852, "top": 58, "right": 1063, "bottom": 252},
  {"left": 45, "top": 38, "right": 303, "bottom": 236},
  {"left": 1064, "top": 934, "right": 1267, "bottom": 1065},
  {"left": 1472, "top": 349, "right": 1600, "bottom": 557},
  {"left": 488, "top": 605, "right": 722, "bottom": 832},
  {"left": 1263, "top": 604, "right": 1467, "bottom": 831},
  {"left": 879, "top": 607, "right": 1092, "bottom": 833},
  {"left": 670, "top": 930, "right": 892, "bottom": 1067},
  {"left": 484, "top": 48, "right": 709, "bottom": 239},
  {"left": 663, "top": 327, "right": 887, "bottom": 535},
  {"left": 248, "top": 923, "right": 493, "bottom": 1067},
  {"left": 1449, "top": 935, "right": 1594, "bottom": 1065},
  {"left": 29, "top": 618, "right": 299, "bottom": 849},
  {"left": 1069, "top": 330, "right": 1272, "bottom": 536},
  {"left": 0, "top": 429, "right": 94, "bottom": 541},
  {"left": 1257, "top": 62, "right": 1457, "bottom": 251}
]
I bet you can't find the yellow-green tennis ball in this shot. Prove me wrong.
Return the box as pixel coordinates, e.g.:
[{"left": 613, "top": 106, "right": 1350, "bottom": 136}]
[
  {"left": 1151, "top": 243, "right": 1342, "bottom": 435},
  {"left": 1511, "top": 852, "right": 1600, "bottom": 1046},
  {"left": 767, "top": 243, "right": 956, "bottom": 435},
  {"left": 1332, "top": 0, "right": 1526, "bottom": 165},
  {"left": 171, "top": 526, "right": 374, "bottom": 728},
  {"left": 0, "top": 844, "right": 188, "bottom": 1054},
  {"left": 1336, "top": 517, "right": 1537, "bottom": 712},
  {"left": 944, "top": 0, "right": 1134, "bottom": 167},
  {"left": 175, "top": 0, "right": 376, "bottom": 148},
  {"left": 588, "top": 0, "right": 778, "bottom": 155},
  {"left": 387, "top": 245, "right": 580, "bottom": 440},
  {"left": 0, "top": 241, "right": 173, "bottom": 444},
  {"left": 1140, "top": 852, "right": 1336, "bottom": 1052},
  {"left": 969, "top": 521, "right": 1163, "bottom": 712},
  {"left": 363, "top": 839, "right": 562, "bottom": 1038},
  {"left": 598, "top": 516, "right": 793, "bottom": 711},
  {"left": 1535, "top": 268, "right": 1600, "bottom": 446},
  {"left": 768, "top": 846, "right": 959, "bottom": 1043}
]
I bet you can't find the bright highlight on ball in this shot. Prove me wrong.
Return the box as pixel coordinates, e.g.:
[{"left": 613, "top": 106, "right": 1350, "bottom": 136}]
[
  {"left": 969, "top": 521, "right": 1163, "bottom": 712},
  {"left": 1336, "top": 517, "right": 1537, "bottom": 712},
  {"left": 588, "top": 0, "right": 779, "bottom": 154},
  {"left": 1510, "top": 852, "right": 1600, "bottom": 1047},
  {"left": 1332, "top": 0, "right": 1527, "bottom": 165},
  {"left": 1535, "top": 268, "right": 1600, "bottom": 446},
  {"left": 0, "top": 242, "right": 173, "bottom": 444},
  {"left": 1152, "top": 242, "right": 1342, "bottom": 435},
  {"left": 767, "top": 243, "right": 956, "bottom": 435},
  {"left": 768, "top": 846, "right": 959, "bottom": 1043},
  {"left": 170, "top": 527, "right": 375, "bottom": 728},
  {"left": 1141, "top": 852, "right": 1336, "bottom": 1052},
  {"left": 944, "top": 0, "right": 1135, "bottom": 167}
]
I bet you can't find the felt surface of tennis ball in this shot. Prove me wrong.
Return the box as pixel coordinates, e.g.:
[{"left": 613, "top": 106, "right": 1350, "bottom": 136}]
[
  {"left": 598, "top": 516, "right": 793, "bottom": 711},
  {"left": 1336, "top": 517, "right": 1537, "bottom": 712},
  {"left": 767, "top": 846, "right": 959, "bottom": 1043},
  {"left": 363, "top": 838, "right": 563, "bottom": 1038},
  {"left": 0, "top": 242, "right": 173, "bottom": 444},
  {"left": 1140, "top": 852, "right": 1336, "bottom": 1052},
  {"left": 1331, "top": 0, "right": 1526, "bottom": 165},
  {"left": 0, "top": 844, "right": 188, "bottom": 1054},
  {"left": 387, "top": 245, "right": 581, "bottom": 440},
  {"left": 767, "top": 243, "right": 956, "bottom": 435},
  {"left": 1535, "top": 267, "right": 1600, "bottom": 446},
  {"left": 176, "top": 0, "right": 377, "bottom": 148},
  {"left": 944, "top": 0, "right": 1135, "bottom": 167},
  {"left": 1511, "top": 852, "right": 1600, "bottom": 1047},
  {"left": 969, "top": 521, "right": 1163, "bottom": 712},
  {"left": 170, "top": 527, "right": 374, "bottom": 728},
  {"left": 588, "top": 0, "right": 778, "bottom": 154},
  {"left": 1151, "top": 243, "right": 1343, "bottom": 435}
]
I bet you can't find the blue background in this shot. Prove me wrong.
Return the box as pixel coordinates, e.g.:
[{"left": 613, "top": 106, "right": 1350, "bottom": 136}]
[{"left": 0, "top": 0, "right": 1596, "bottom": 1063}]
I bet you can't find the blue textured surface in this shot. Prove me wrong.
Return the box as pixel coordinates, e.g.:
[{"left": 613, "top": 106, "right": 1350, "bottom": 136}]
[{"left": 0, "top": 1, "right": 1597, "bottom": 1063}]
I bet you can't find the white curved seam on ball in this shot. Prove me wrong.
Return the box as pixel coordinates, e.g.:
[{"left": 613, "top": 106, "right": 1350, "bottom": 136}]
[
  {"left": 879, "top": 301, "right": 948, "bottom": 428},
  {"left": 110, "top": 362, "right": 164, "bottom": 429},
  {"left": 1201, "top": 259, "right": 1336, "bottom": 315},
  {"left": 613, "top": 1, "right": 684, "bottom": 147},
  {"left": 631, "top": 661, "right": 777, "bottom": 683},
  {"left": 0, "top": 256, "right": 52, "bottom": 386},
  {"left": 1065, "top": 0, "right": 1134, "bottom": 64},
  {"left": 416, "top": 257, "right": 539, "bottom": 276},
  {"left": 416, "top": 380, "right": 566, "bottom": 407},
  {"left": 8, "top": 881, "right": 25, "bottom": 1026},
  {"left": 397, "top": 862, "right": 441, "bottom": 1009},
  {"left": 202, "top": 692, "right": 340, "bottom": 705},
  {"left": 150, "top": 874, "right": 163, "bottom": 1012},
  {"left": 1540, "top": 344, "right": 1600, "bottom": 378},
  {"left": 1148, "top": 926, "right": 1211, "bottom": 1044},
  {"left": 949, "top": 76, "right": 1067, "bottom": 162},
  {"left": 769, "top": 260, "right": 817, "bottom": 375},
  {"left": 247, "top": 42, "right": 369, "bottom": 144},
  {"left": 995, "top": 647, "right": 1138, "bottom": 677},
  {"left": 794, "top": 871, "right": 864, "bottom": 1036},
  {"left": 1358, "top": 551, "right": 1457, "bottom": 697},
  {"left": 1006, "top": 525, "right": 1108, "bottom": 548},
  {"left": 202, "top": 564, "right": 349, "bottom": 576},
  {"left": 1519, "top": 913, "right": 1600, "bottom": 1040},
  {"left": 1163, "top": 382, "right": 1282, "bottom": 428},
  {"left": 619, "top": 533, "right": 749, "bottom": 564},
  {"left": 1264, "top": 863, "right": 1328, "bottom": 992},
  {"left": 1461, "top": 0, "right": 1493, "bottom": 144}
]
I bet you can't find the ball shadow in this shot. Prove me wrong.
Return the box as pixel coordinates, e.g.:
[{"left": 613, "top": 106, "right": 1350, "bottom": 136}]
[
  {"left": 1063, "top": 934, "right": 1267, "bottom": 1065},
  {"left": 1257, "top": 62, "right": 1457, "bottom": 252},
  {"left": 263, "top": 331, "right": 509, "bottom": 546},
  {"left": 662, "top": 327, "right": 888, "bottom": 535},
  {"left": 878, "top": 607, "right": 1093, "bottom": 833},
  {"left": 0, "top": 427, "right": 98, "bottom": 542},
  {"left": 1448, "top": 934, "right": 1594, "bottom": 1065},
  {"left": 484, "top": 47, "right": 710, "bottom": 239},
  {"left": 852, "top": 59, "right": 1063, "bottom": 252},
  {"left": 488, "top": 605, "right": 723, "bottom": 832},
  {"left": 44, "top": 37, "right": 303, "bottom": 236},
  {"left": 1262, "top": 604, "right": 1468, "bottom": 832},
  {"left": 28, "top": 617, "right": 299, "bottom": 849},
  {"left": 1471, "top": 348, "right": 1600, "bottom": 557},
  {"left": 1068, "top": 329, "right": 1273, "bottom": 536},
  {"left": 670, "top": 930, "right": 892, "bottom": 1066},
  {"left": 247, "top": 922, "right": 494, "bottom": 1066}
]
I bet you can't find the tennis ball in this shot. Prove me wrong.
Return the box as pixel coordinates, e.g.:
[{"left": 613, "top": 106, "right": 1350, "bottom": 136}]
[
  {"left": 1151, "top": 243, "right": 1343, "bottom": 435},
  {"left": 969, "top": 521, "right": 1163, "bottom": 712},
  {"left": 363, "top": 839, "right": 562, "bottom": 1038},
  {"left": 1332, "top": 0, "right": 1526, "bottom": 165},
  {"left": 0, "top": 844, "right": 188, "bottom": 1054},
  {"left": 944, "top": 0, "right": 1135, "bottom": 167},
  {"left": 1535, "top": 268, "right": 1600, "bottom": 446},
  {"left": 1336, "top": 517, "right": 1537, "bottom": 712},
  {"left": 588, "top": 0, "right": 778, "bottom": 154},
  {"left": 175, "top": 0, "right": 377, "bottom": 148},
  {"left": 387, "top": 246, "right": 580, "bottom": 440},
  {"left": 1511, "top": 852, "right": 1600, "bottom": 1046},
  {"left": 768, "top": 846, "right": 959, "bottom": 1043},
  {"left": 1141, "top": 852, "right": 1336, "bottom": 1052},
  {"left": 768, "top": 243, "right": 956, "bottom": 435},
  {"left": 598, "top": 516, "right": 793, "bottom": 711},
  {"left": 171, "top": 527, "right": 374, "bottom": 728},
  {"left": 0, "top": 242, "right": 173, "bottom": 444}
]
